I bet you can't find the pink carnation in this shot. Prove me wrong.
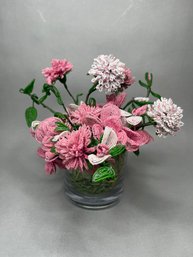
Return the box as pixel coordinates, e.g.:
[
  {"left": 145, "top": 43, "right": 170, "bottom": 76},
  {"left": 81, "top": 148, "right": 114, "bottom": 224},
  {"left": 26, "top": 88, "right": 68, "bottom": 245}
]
[
  {"left": 37, "top": 147, "right": 56, "bottom": 175},
  {"left": 55, "top": 125, "right": 95, "bottom": 171},
  {"left": 123, "top": 68, "right": 135, "bottom": 88},
  {"left": 44, "top": 162, "right": 56, "bottom": 175},
  {"left": 37, "top": 147, "right": 65, "bottom": 175},
  {"left": 34, "top": 117, "right": 63, "bottom": 174},
  {"left": 106, "top": 92, "right": 127, "bottom": 107},
  {"left": 132, "top": 105, "right": 147, "bottom": 116},
  {"left": 34, "top": 117, "right": 60, "bottom": 143},
  {"left": 42, "top": 59, "right": 73, "bottom": 85},
  {"left": 70, "top": 102, "right": 101, "bottom": 125}
]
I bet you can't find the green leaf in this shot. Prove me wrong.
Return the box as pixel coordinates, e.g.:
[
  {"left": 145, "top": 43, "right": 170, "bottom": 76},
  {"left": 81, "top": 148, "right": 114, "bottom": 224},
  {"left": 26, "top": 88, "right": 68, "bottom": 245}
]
[
  {"left": 150, "top": 90, "right": 161, "bottom": 99},
  {"left": 145, "top": 72, "right": 153, "bottom": 87},
  {"left": 54, "top": 112, "right": 67, "bottom": 119},
  {"left": 87, "top": 160, "right": 93, "bottom": 170},
  {"left": 55, "top": 121, "right": 69, "bottom": 132},
  {"left": 42, "top": 84, "right": 51, "bottom": 95},
  {"left": 109, "top": 145, "right": 126, "bottom": 157},
  {"left": 25, "top": 106, "right": 38, "bottom": 127},
  {"left": 139, "top": 80, "right": 148, "bottom": 88},
  {"left": 50, "top": 86, "right": 63, "bottom": 105},
  {"left": 133, "top": 149, "right": 140, "bottom": 156},
  {"left": 21, "top": 79, "right": 35, "bottom": 95},
  {"left": 145, "top": 72, "right": 149, "bottom": 81},
  {"left": 89, "top": 137, "right": 99, "bottom": 147},
  {"left": 134, "top": 101, "right": 154, "bottom": 106},
  {"left": 92, "top": 166, "right": 116, "bottom": 183},
  {"left": 38, "top": 94, "right": 47, "bottom": 104},
  {"left": 50, "top": 146, "right": 56, "bottom": 153}
]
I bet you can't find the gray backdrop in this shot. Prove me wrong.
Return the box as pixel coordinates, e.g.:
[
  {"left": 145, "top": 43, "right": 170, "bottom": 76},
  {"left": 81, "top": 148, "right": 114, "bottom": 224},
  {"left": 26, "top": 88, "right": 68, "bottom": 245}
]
[{"left": 0, "top": 0, "right": 193, "bottom": 256}]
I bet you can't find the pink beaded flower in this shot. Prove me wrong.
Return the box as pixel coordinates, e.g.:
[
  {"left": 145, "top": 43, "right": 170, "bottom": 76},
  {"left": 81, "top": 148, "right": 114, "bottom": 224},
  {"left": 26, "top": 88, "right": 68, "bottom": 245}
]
[
  {"left": 55, "top": 125, "right": 95, "bottom": 171},
  {"left": 42, "top": 59, "right": 73, "bottom": 85}
]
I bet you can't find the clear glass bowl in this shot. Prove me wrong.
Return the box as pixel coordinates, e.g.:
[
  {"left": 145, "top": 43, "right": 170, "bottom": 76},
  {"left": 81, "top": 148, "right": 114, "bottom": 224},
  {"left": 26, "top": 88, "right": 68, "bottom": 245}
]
[{"left": 64, "top": 154, "right": 125, "bottom": 209}]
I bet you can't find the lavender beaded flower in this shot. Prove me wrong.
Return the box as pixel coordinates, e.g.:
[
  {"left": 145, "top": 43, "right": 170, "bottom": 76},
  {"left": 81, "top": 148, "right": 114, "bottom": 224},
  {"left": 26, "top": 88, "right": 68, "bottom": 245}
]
[
  {"left": 147, "top": 97, "right": 184, "bottom": 137},
  {"left": 88, "top": 54, "right": 134, "bottom": 93}
]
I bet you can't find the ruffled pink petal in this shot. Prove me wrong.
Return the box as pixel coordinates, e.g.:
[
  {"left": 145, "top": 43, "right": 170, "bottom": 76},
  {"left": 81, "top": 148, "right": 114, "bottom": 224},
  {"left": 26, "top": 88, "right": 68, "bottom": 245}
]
[
  {"left": 96, "top": 144, "right": 109, "bottom": 157},
  {"left": 124, "top": 68, "right": 135, "bottom": 86},
  {"left": 100, "top": 103, "right": 121, "bottom": 122},
  {"left": 92, "top": 124, "right": 103, "bottom": 140},
  {"left": 123, "top": 127, "right": 153, "bottom": 151},
  {"left": 117, "top": 130, "right": 128, "bottom": 145},
  {"left": 85, "top": 115, "right": 102, "bottom": 126},
  {"left": 103, "top": 116, "right": 123, "bottom": 133},
  {"left": 45, "top": 151, "right": 57, "bottom": 162},
  {"left": 37, "top": 147, "right": 45, "bottom": 158},
  {"left": 45, "top": 162, "right": 56, "bottom": 175},
  {"left": 106, "top": 92, "right": 127, "bottom": 107},
  {"left": 132, "top": 105, "right": 147, "bottom": 116}
]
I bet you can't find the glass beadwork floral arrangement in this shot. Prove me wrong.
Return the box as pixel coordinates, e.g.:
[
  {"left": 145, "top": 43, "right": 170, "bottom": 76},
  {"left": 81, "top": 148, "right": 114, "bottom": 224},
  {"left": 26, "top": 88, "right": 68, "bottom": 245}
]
[{"left": 19, "top": 55, "right": 184, "bottom": 209}]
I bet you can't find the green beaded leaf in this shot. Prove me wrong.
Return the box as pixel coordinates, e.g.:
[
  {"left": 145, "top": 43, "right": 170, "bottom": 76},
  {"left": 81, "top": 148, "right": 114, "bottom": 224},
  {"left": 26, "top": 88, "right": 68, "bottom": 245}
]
[
  {"left": 150, "top": 90, "right": 161, "bottom": 100},
  {"left": 20, "top": 79, "right": 35, "bottom": 95},
  {"left": 38, "top": 94, "right": 47, "bottom": 104},
  {"left": 42, "top": 84, "right": 51, "bottom": 95},
  {"left": 139, "top": 80, "right": 148, "bottom": 88},
  {"left": 92, "top": 166, "right": 116, "bottom": 183},
  {"left": 50, "top": 86, "right": 64, "bottom": 105},
  {"left": 109, "top": 145, "right": 126, "bottom": 157},
  {"left": 55, "top": 122, "right": 69, "bottom": 132},
  {"left": 54, "top": 112, "right": 67, "bottom": 119},
  {"left": 25, "top": 106, "right": 38, "bottom": 127},
  {"left": 50, "top": 146, "right": 56, "bottom": 153},
  {"left": 134, "top": 101, "right": 154, "bottom": 106}
]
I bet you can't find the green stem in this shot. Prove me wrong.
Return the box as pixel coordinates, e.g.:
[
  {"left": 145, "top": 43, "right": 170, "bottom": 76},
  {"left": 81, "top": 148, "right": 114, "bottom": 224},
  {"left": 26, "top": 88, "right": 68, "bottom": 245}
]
[
  {"left": 138, "top": 121, "right": 156, "bottom": 129},
  {"left": 123, "top": 98, "right": 134, "bottom": 110},
  {"left": 63, "top": 83, "right": 76, "bottom": 103},
  {"left": 85, "top": 84, "right": 97, "bottom": 104},
  {"left": 60, "top": 103, "right": 74, "bottom": 127},
  {"left": 29, "top": 93, "right": 74, "bottom": 127},
  {"left": 28, "top": 93, "right": 56, "bottom": 114},
  {"left": 146, "top": 88, "right": 151, "bottom": 97},
  {"left": 41, "top": 102, "right": 56, "bottom": 114}
]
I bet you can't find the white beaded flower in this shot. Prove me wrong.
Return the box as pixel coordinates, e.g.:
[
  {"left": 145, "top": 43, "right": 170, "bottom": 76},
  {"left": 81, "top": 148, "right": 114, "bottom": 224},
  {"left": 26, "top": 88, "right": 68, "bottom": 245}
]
[
  {"left": 88, "top": 54, "right": 126, "bottom": 93},
  {"left": 134, "top": 97, "right": 150, "bottom": 102},
  {"left": 147, "top": 97, "right": 184, "bottom": 137}
]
